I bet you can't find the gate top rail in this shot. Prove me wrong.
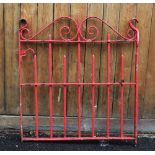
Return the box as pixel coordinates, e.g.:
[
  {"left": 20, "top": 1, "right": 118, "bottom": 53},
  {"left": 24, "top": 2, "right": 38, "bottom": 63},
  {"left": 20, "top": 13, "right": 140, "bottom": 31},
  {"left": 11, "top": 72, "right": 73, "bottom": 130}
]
[{"left": 19, "top": 16, "right": 139, "bottom": 44}]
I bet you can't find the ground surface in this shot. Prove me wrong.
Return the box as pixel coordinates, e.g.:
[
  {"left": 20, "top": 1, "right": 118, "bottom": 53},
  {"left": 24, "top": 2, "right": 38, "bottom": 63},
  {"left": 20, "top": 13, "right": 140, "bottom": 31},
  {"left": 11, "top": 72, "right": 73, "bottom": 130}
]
[{"left": 0, "top": 133, "right": 155, "bottom": 150}]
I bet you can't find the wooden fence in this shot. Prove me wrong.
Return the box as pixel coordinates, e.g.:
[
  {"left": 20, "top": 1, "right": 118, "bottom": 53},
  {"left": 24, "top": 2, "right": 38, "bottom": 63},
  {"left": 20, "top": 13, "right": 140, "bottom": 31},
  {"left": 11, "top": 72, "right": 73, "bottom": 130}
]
[{"left": 0, "top": 3, "right": 155, "bottom": 124}]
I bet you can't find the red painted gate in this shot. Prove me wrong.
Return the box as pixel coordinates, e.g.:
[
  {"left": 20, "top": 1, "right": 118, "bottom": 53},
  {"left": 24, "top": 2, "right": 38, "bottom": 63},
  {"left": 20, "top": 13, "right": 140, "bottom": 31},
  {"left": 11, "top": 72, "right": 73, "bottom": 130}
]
[{"left": 18, "top": 17, "right": 139, "bottom": 143}]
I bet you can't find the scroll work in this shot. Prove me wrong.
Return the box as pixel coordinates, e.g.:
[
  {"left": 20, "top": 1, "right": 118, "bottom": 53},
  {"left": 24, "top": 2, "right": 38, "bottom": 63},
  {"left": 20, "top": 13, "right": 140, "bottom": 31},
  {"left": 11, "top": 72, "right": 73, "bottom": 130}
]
[{"left": 19, "top": 16, "right": 139, "bottom": 42}]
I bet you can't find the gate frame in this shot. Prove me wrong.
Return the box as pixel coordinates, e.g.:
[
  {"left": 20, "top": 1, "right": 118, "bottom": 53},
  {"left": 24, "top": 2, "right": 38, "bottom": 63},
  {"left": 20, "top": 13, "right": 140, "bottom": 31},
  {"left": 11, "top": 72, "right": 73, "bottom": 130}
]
[{"left": 18, "top": 17, "right": 139, "bottom": 143}]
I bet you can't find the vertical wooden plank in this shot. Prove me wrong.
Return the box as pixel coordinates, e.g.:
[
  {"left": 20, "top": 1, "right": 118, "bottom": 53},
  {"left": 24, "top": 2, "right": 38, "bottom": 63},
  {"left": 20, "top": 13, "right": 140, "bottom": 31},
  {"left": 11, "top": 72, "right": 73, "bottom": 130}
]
[
  {"left": 143, "top": 4, "right": 155, "bottom": 118},
  {"left": 37, "top": 4, "right": 53, "bottom": 116},
  {"left": 128, "top": 4, "right": 153, "bottom": 118},
  {"left": 52, "top": 4, "right": 70, "bottom": 116},
  {"left": 0, "top": 4, "right": 4, "bottom": 114},
  {"left": 112, "top": 4, "right": 137, "bottom": 118},
  {"left": 4, "top": 4, "right": 20, "bottom": 114},
  {"left": 21, "top": 4, "right": 38, "bottom": 115},
  {"left": 67, "top": 4, "right": 87, "bottom": 116},
  {"left": 97, "top": 4, "right": 121, "bottom": 117},
  {"left": 82, "top": 4, "right": 103, "bottom": 117}
]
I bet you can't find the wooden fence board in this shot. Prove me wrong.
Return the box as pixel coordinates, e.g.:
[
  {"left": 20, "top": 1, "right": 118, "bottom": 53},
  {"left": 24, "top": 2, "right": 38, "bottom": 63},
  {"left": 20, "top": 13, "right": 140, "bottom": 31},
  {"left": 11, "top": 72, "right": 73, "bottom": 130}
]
[
  {"left": 143, "top": 4, "right": 155, "bottom": 118},
  {"left": 67, "top": 4, "right": 87, "bottom": 116},
  {"left": 37, "top": 4, "right": 54, "bottom": 116},
  {"left": 52, "top": 4, "right": 70, "bottom": 116},
  {"left": 0, "top": 4, "right": 4, "bottom": 114},
  {"left": 21, "top": 4, "right": 38, "bottom": 115},
  {"left": 97, "top": 4, "right": 121, "bottom": 118},
  {"left": 112, "top": 4, "right": 137, "bottom": 118},
  {"left": 4, "top": 4, "right": 20, "bottom": 114},
  {"left": 82, "top": 4, "right": 104, "bottom": 117},
  {"left": 105, "top": 4, "right": 121, "bottom": 118},
  {"left": 127, "top": 4, "right": 153, "bottom": 118}
]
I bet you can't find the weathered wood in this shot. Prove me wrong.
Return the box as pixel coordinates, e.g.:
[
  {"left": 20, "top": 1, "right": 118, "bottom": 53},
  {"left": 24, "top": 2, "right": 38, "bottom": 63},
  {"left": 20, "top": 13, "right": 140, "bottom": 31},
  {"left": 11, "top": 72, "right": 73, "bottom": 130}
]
[
  {"left": 0, "top": 4, "right": 4, "bottom": 114},
  {"left": 143, "top": 4, "right": 155, "bottom": 118},
  {"left": 52, "top": 4, "right": 70, "bottom": 116},
  {"left": 112, "top": 4, "right": 137, "bottom": 118},
  {"left": 21, "top": 4, "right": 38, "bottom": 115},
  {"left": 97, "top": 4, "right": 121, "bottom": 118},
  {"left": 68, "top": 4, "right": 87, "bottom": 116},
  {"left": 128, "top": 4, "right": 153, "bottom": 118},
  {"left": 4, "top": 4, "right": 20, "bottom": 114},
  {"left": 0, "top": 3, "right": 155, "bottom": 121},
  {"left": 37, "top": 4, "right": 54, "bottom": 116},
  {"left": 82, "top": 4, "right": 103, "bottom": 117}
]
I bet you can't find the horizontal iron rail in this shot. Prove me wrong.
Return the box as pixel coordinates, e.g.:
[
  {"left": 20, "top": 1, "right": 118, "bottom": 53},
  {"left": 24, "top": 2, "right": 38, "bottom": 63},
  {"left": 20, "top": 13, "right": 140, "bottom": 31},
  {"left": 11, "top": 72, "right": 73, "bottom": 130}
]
[
  {"left": 20, "top": 39, "right": 135, "bottom": 43},
  {"left": 22, "top": 137, "right": 135, "bottom": 141},
  {"left": 20, "top": 82, "right": 136, "bottom": 86}
]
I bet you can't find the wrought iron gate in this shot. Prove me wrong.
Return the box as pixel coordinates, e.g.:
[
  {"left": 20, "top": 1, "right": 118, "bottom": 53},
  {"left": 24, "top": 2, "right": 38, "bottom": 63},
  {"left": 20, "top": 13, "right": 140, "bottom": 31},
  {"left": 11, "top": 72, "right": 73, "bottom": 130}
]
[{"left": 18, "top": 17, "right": 139, "bottom": 143}]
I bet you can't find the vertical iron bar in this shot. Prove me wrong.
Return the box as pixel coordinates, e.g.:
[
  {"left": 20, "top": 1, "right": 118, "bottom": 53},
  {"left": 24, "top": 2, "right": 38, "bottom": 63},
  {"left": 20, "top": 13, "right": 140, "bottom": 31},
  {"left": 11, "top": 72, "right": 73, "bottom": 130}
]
[
  {"left": 48, "top": 34, "right": 53, "bottom": 138},
  {"left": 92, "top": 55, "right": 95, "bottom": 137},
  {"left": 106, "top": 34, "right": 111, "bottom": 137},
  {"left": 34, "top": 54, "right": 38, "bottom": 138},
  {"left": 18, "top": 31, "right": 23, "bottom": 139},
  {"left": 135, "top": 43, "right": 139, "bottom": 143},
  {"left": 120, "top": 54, "right": 124, "bottom": 137},
  {"left": 77, "top": 28, "right": 81, "bottom": 137},
  {"left": 64, "top": 55, "right": 67, "bottom": 137}
]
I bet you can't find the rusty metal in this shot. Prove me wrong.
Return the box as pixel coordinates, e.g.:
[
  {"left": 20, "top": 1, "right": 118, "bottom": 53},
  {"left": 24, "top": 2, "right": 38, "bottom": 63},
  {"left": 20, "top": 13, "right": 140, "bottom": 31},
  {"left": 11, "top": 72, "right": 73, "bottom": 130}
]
[{"left": 18, "top": 17, "right": 139, "bottom": 143}]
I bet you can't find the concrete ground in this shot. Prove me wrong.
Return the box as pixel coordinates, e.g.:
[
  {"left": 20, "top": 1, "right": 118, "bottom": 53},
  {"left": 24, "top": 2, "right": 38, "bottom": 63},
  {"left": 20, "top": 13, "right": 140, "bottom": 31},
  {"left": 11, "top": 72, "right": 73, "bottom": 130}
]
[{"left": 0, "top": 133, "right": 155, "bottom": 150}]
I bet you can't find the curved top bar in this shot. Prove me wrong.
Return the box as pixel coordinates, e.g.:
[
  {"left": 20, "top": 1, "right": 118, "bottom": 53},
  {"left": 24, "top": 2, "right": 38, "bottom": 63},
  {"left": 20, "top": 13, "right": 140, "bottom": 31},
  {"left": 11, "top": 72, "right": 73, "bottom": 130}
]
[
  {"left": 19, "top": 16, "right": 139, "bottom": 42},
  {"left": 128, "top": 18, "right": 139, "bottom": 44},
  {"left": 79, "top": 17, "right": 131, "bottom": 41},
  {"left": 19, "top": 16, "right": 78, "bottom": 41}
]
